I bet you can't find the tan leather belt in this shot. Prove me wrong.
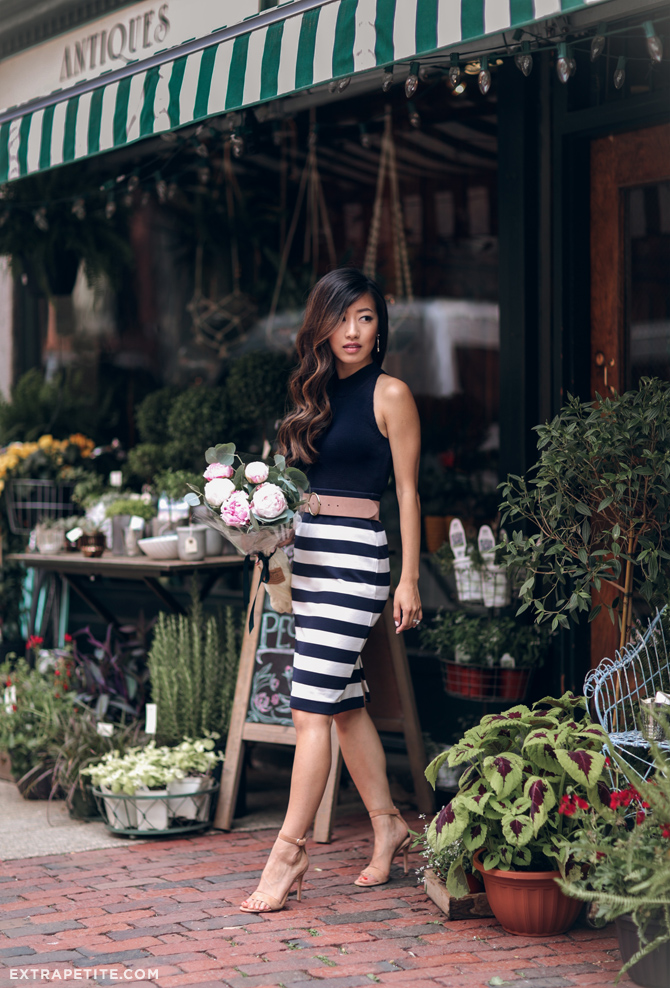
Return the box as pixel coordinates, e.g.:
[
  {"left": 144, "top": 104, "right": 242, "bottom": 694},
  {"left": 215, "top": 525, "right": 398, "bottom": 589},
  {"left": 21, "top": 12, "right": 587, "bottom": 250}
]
[{"left": 304, "top": 492, "right": 380, "bottom": 521}]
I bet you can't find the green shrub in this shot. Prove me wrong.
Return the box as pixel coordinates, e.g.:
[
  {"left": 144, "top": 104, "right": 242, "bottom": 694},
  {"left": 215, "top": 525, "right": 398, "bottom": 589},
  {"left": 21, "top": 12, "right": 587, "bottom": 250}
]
[
  {"left": 147, "top": 594, "right": 241, "bottom": 745},
  {"left": 136, "top": 387, "right": 182, "bottom": 445}
]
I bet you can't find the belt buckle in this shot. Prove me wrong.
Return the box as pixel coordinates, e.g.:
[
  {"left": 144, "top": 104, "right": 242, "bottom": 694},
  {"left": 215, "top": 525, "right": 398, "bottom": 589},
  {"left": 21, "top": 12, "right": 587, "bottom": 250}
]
[{"left": 308, "top": 492, "right": 321, "bottom": 516}]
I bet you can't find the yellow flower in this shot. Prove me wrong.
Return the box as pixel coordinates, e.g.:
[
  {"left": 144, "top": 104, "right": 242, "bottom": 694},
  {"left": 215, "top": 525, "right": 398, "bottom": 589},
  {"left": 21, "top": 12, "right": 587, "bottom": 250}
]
[{"left": 38, "top": 435, "right": 54, "bottom": 449}]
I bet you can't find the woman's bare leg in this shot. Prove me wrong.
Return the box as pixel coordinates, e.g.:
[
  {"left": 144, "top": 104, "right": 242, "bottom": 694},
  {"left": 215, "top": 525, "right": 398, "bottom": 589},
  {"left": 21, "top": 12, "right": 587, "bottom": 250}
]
[
  {"left": 334, "top": 707, "right": 408, "bottom": 882},
  {"left": 241, "top": 709, "right": 333, "bottom": 910}
]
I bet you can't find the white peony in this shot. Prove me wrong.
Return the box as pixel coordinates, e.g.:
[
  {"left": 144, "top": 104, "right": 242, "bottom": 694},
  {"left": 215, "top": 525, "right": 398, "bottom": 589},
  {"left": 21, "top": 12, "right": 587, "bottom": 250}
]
[
  {"left": 204, "top": 478, "right": 236, "bottom": 508},
  {"left": 245, "top": 461, "right": 270, "bottom": 484},
  {"left": 251, "top": 483, "right": 288, "bottom": 521}
]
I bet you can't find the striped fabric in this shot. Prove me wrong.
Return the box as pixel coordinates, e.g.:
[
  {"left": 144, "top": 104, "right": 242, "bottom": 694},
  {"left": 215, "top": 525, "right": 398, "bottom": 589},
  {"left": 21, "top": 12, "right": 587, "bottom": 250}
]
[
  {"left": 290, "top": 511, "right": 390, "bottom": 715},
  {"left": 0, "top": 0, "right": 611, "bottom": 182}
]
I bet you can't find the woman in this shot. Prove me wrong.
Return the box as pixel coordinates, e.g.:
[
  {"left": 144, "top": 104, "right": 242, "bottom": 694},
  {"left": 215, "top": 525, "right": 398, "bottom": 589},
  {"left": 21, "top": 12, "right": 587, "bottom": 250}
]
[{"left": 240, "top": 268, "right": 422, "bottom": 913}]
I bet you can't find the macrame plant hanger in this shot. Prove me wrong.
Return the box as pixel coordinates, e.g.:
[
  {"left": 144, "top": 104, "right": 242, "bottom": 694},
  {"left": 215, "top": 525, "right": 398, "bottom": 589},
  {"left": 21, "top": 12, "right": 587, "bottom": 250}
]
[
  {"left": 188, "top": 141, "right": 257, "bottom": 357},
  {"left": 266, "top": 107, "right": 336, "bottom": 343},
  {"left": 363, "top": 107, "right": 414, "bottom": 305}
]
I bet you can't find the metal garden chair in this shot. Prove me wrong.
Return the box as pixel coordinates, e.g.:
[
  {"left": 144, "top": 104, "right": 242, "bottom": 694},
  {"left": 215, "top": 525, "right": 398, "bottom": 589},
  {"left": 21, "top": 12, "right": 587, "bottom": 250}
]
[{"left": 583, "top": 607, "right": 670, "bottom": 781}]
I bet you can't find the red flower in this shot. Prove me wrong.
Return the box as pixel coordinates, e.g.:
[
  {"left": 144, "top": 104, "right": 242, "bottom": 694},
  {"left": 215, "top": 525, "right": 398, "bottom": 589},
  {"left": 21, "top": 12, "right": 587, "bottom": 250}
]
[
  {"left": 54, "top": 693, "right": 59, "bottom": 698},
  {"left": 636, "top": 810, "right": 646, "bottom": 826},
  {"left": 64, "top": 633, "right": 72, "bottom": 643},
  {"left": 26, "top": 635, "right": 44, "bottom": 650},
  {"left": 642, "top": 801, "right": 650, "bottom": 809},
  {"left": 604, "top": 756, "right": 611, "bottom": 767},
  {"left": 5, "top": 678, "right": 11, "bottom": 687},
  {"left": 575, "top": 797, "right": 589, "bottom": 811},
  {"left": 559, "top": 802, "right": 576, "bottom": 817},
  {"left": 12, "top": 704, "right": 17, "bottom": 712},
  {"left": 596, "top": 851, "right": 606, "bottom": 860},
  {"left": 62, "top": 684, "right": 68, "bottom": 691},
  {"left": 54, "top": 669, "right": 60, "bottom": 676},
  {"left": 662, "top": 826, "right": 670, "bottom": 839}
]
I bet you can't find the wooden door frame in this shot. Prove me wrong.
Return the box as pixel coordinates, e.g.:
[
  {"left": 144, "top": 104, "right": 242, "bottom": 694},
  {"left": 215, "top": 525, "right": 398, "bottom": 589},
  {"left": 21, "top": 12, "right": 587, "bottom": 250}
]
[
  {"left": 589, "top": 123, "right": 670, "bottom": 669},
  {"left": 590, "top": 124, "right": 670, "bottom": 399}
]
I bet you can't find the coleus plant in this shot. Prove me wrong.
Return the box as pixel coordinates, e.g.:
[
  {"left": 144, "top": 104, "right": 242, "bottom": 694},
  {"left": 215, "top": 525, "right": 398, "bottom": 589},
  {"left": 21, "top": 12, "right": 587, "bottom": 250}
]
[{"left": 425, "top": 692, "right": 610, "bottom": 896}]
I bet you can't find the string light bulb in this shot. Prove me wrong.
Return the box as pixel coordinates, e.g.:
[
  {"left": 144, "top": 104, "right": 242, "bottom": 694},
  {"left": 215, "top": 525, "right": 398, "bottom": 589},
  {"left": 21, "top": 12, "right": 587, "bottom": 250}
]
[
  {"left": 590, "top": 24, "right": 607, "bottom": 61},
  {"left": 127, "top": 175, "right": 139, "bottom": 193},
  {"left": 448, "top": 53, "right": 461, "bottom": 86},
  {"left": 613, "top": 55, "right": 626, "bottom": 90},
  {"left": 382, "top": 67, "right": 394, "bottom": 92},
  {"left": 105, "top": 195, "right": 116, "bottom": 219},
  {"left": 34, "top": 207, "right": 48, "bottom": 231},
  {"left": 643, "top": 21, "right": 663, "bottom": 62},
  {"left": 359, "top": 123, "right": 371, "bottom": 149},
  {"left": 71, "top": 198, "right": 86, "bottom": 220},
  {"left": 197, "top": 167, "right": 210, "bottom": 185},
  {"left": 230, "top": 133, "right": 245, "bottom": 158},
  {"left": 155, "top": 178, "right": 168, "bottom": 203},
  {"left": 405, "top": 61, "right": 420, "bottom": 98},
  {"left": 556, "top": 43, "right": 571, "bottom": 84},
  {"left": 407, "top": 101, "right": 421, "bottom": 128},
  {"left": 478, "top": 56, "right": 491, "bottom": 95},
  {"left": 514, "top": 41, "right": 533, "bottom": 76}
]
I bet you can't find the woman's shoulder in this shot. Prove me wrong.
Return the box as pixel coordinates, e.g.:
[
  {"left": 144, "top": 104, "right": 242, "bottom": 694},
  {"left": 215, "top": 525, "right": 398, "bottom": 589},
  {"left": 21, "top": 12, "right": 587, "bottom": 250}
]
[{"left": 376, "top": 372, "right": 414, "bottom": 403}]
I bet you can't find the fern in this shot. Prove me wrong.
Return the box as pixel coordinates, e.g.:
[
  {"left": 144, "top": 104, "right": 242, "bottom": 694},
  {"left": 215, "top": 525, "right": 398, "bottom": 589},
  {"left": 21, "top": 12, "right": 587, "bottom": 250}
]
[{"left": 147, "top": 587, "right": 241, "bottom": 746}]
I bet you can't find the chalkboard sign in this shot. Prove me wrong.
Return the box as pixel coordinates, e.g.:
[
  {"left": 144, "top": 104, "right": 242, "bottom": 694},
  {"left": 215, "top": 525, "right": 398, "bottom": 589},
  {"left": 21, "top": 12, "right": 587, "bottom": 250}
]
[
  {"left": 247, "top": 607, "right": 295, "bottom": 726},
  {"left": 214, "top": 570, "right": 433, "bottom": 841}
]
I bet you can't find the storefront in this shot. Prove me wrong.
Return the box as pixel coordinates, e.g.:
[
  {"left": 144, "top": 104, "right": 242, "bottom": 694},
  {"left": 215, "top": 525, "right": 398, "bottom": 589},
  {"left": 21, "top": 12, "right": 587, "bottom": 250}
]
[{"left": 0, "top": 0, "right": 669, "bottom": 699}]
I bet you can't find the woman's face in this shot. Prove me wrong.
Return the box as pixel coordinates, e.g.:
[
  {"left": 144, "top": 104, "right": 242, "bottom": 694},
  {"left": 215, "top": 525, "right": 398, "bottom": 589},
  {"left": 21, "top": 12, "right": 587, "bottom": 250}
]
[{"left": 328, "top": 292, "right": 379, "bottom": 374}]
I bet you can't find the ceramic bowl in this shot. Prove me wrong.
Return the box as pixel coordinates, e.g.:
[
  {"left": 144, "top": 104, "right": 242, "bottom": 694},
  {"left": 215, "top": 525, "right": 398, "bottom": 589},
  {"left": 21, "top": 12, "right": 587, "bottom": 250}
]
[{"left": 137, "top": 535, "right": 179, "bottom": 560}]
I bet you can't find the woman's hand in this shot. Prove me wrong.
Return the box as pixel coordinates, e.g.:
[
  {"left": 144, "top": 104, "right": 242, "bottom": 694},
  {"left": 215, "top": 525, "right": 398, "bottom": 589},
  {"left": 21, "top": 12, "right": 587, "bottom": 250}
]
[{"left": 393, "top": 580, "right": 422, "bottom": 634}]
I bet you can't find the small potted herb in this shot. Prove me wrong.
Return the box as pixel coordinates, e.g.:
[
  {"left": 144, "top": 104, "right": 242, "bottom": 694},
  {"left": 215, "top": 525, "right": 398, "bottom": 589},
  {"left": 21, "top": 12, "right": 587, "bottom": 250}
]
[{"left": 79, "top": 519, "right": 106, "bottom": 558}]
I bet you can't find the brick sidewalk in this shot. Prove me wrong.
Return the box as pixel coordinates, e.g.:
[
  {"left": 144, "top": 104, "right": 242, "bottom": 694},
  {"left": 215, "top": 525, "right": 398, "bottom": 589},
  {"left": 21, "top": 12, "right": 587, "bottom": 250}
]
[{"left": 0, "top": 813, "right": 623, "bottom": 988}]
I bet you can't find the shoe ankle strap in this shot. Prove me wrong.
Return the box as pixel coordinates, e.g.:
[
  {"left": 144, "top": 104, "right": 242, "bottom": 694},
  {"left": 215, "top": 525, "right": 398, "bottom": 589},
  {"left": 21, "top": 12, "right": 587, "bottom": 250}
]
[
  {"left": 279, "top": 831, "right": 307, "bottom": 846},
  {"left": 368, "top": 807, "right": 400, "bottom": 820}
]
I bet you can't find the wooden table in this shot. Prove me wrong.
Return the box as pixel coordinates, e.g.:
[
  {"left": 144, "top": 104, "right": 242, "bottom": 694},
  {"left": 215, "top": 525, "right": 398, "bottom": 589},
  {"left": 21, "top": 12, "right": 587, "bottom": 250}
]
[{"left": 7, "top": 551, "right": 245, "bottom": 638}]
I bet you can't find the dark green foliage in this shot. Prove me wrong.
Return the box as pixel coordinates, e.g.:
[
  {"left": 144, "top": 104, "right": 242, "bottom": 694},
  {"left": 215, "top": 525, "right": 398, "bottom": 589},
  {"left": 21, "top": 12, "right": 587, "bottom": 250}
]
[
  {"left": 226, "top": 351, "right": 293, "bottom": 441},
  {"left": 0, "top": 368, "right": 92, "bottom": 444},
  {"left": 166, "top": 387, "right": 230, "bottom": 470},
  {"left": 0, "top": 169, "right": 131, "bottom": 295},
  {"left": 136, "top": 387, "right": 181, "bottom": 445},
  {"left": 499, "top": 378, "right": 670, "bottom": 631}
]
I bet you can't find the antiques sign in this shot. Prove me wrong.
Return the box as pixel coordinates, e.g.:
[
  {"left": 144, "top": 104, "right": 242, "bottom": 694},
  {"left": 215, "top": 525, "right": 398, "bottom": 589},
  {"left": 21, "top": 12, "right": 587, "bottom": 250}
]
[{"left": 0, "top": 0, "right": 259, "bottom": 113}]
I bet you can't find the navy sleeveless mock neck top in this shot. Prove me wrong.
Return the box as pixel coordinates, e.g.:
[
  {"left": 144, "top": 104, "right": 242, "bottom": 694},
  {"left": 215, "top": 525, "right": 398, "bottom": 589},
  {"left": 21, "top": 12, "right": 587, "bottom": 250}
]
[{"left": 305, "top": 362, "right": 392, "bottom": 502}]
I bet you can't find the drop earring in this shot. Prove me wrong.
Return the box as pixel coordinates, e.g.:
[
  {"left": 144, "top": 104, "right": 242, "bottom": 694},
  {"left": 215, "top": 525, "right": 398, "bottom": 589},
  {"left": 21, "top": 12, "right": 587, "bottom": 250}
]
[{"left": 376, "top": 334, "right": 380, "bottom": 353}]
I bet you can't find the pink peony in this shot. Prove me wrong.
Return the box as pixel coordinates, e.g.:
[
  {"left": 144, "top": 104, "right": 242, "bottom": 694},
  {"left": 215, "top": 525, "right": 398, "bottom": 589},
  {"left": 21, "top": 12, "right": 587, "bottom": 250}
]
[
  {"left": 204, "top": 478, "right": 235, "bottom": 507},
  {"left": 251, "top": 483, "right": 288, "bottom": 521},
  {"left": 221, "top": 490, "right": 251, "bottom": 527},
  {"left": 204, "top": 463, "right": 234, "bottom": 481},
  {"left": 245, "top": 461, "right": 269, "bottom": 484}
]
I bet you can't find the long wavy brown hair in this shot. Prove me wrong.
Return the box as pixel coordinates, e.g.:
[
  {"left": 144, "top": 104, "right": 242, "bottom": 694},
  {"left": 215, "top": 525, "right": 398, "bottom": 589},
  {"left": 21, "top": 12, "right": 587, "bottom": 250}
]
[{"left": 277, "top": 268, "right": 389, "bottom": 466}]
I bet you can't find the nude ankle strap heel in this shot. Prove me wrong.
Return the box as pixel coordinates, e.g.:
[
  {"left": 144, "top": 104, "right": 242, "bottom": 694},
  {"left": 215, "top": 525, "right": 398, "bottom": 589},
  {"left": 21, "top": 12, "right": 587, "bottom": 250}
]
[
  {"left": 240, "top": 833, "right": 309, "bottom": 913},
  {"left": 354, "top": 808, "right": 411, "bottom": 887}
]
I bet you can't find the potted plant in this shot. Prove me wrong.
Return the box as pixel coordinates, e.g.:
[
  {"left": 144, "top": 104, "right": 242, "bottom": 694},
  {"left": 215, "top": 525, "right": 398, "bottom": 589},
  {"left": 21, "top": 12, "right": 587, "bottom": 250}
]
[
  {"left": 499, "top": 377, "right": 670, "bottom": 648},
  {"left": 421, "top": 611, "right": 550, "bottom": 702},
  {"left": 105, "top": 496, "right": 156, "bottom": 554},
  {"left": 79, "top": 518, "right": 106, "bottom": 557},
  {"left": 423, "top": 692, "right": 609, "bottom": 936},
  {"left": 48, "top": 710, "right": 145, "bottom": 820},
  {"left": 166, "top": 733, "right": 223, "bottom": 821},
  {"left": 82, "top": 742, "right": 174, "bottom": 831},
  {"left": 559, "top": 724, "right": 670, "bottom": 987},
  {"left": 0, "top": 652, "right": 75, "bottom": 797}
]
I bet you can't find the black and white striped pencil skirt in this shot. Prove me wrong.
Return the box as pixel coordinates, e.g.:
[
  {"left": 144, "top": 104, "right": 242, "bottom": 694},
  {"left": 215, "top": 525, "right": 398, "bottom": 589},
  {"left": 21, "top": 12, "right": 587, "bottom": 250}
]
[{"left": 289, "top": 512, "right": 390, "bottom": 715}]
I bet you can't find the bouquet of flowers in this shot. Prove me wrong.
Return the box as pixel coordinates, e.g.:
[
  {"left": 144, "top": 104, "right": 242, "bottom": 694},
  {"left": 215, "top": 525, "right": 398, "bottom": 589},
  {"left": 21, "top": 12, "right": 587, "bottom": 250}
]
[{"left": 185, "top": 442, "right": 308, "bottom": 559}]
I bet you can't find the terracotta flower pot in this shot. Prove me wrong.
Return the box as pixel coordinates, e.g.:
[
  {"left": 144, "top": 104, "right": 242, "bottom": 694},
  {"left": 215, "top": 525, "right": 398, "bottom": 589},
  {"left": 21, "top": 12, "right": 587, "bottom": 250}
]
[
  {"left": 615, "top": 914, "right": 670, "bottom": 988},
  {"left": 473, "top": 850, "right": 582, "bottom": 936}
]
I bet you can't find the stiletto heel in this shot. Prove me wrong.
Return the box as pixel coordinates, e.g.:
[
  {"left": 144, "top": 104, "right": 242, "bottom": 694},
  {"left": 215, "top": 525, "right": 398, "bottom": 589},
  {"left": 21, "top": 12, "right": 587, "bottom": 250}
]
[
  {"left": 240, "top": 832, "right": 309, "bottom": 913},
  {"left": 354, "top": 807, "right": 412, "bottom": 887}
]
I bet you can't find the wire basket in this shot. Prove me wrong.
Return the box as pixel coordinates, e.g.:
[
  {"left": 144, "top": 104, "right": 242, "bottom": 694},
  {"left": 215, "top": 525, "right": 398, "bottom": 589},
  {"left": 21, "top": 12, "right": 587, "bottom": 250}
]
[
  {"left": 5, "top": 479, "right": 77, "bottom": 535},
  {"left": 93, "top": 782, "right": 219, "bottom": 836},
  {"left": 441, "top": 660, "right": 531, "bottom": 703}
]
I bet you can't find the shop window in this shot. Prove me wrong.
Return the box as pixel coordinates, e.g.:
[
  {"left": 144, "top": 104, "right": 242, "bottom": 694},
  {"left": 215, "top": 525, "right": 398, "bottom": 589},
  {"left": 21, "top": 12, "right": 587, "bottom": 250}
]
[{"left": 626, "top": 180, "right": 670, "bottom": 387}]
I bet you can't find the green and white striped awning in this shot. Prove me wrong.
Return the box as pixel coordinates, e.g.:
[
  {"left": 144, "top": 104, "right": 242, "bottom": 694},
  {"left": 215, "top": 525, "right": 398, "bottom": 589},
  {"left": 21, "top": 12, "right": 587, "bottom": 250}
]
[{"left": 0, "top": 0, "right": 611, "bottom": 182}]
